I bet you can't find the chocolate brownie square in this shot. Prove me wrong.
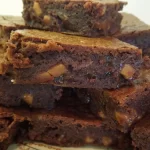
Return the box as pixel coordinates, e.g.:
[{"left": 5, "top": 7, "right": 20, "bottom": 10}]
[
  {"left": 115, "top": 13, "right": 150, "bottom": 56},
  {"left": 0, "top": 75, "right": 62, "bottom": 109},
  {"left": 78, "top": 69, "right": 150, "bottom": 132},
  {"left": 131, "top": 115, "right": 150, "bottom": 150},
  {"left": 7, "top": 29, "right": 142, "bottom": 89},
  {"left": 22, "top": 0, "right": 126, "bottom": 36},
  {"left": 0, "top": 107, "right": 27, "bottom": 150},
  {"left": 28, "top": 104, "right": 131, "bottom": 149},
  {"left": 0, "top": 15, "right": 26, "bottom": 50},
  {"left": 0, "top": 16, "right": 63, "bottom": 109},
  {"left": 0, "top": 97, "right": 131, "bottom": 150},
  {"left": 0, "top": 15, "right": 26, "bottom": 74}
]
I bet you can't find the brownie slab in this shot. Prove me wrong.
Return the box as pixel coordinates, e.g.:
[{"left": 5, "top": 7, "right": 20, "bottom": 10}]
[
  {"left": 0, "top": 107, "right": 27, "bottom": 150},
  {"left": 28, "top": 106, "right": 130, "bottom": 149},
  {"left": 22, "top": 0, "right": 126, "bottom": 37},
  {"left": 131, "top": 115, "right": 150, "bottom": 150},
  {"left": 78, "top": 69, "right": 150, "bottom": 132},
  {"left": 115, "top": 13, "right": 150, "bottom": 55},
  {"left": 0, "top": 97, "right": 131, "bottom": 150},
  {"left": 0, "top": 15, "right": 26, "bottom": 50},
  {"left": 7, "top": 29, "right": 142, "bottom": 88},
  {"left": 0, "top": 15, "right": 26, "bottom": 74},
  {"left": 0, "top": 75, "right": 62, "bottom": 109},
  {"left": 0, "top": 17, "right": 63, "bottom": 109}
]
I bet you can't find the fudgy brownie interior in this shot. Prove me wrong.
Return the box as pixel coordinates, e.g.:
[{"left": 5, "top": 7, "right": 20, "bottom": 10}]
[
  {"left": 22, "top": 0, "right": 126, "bottom": 36},
  {"left": 7, "top": 29, "right": 142, "bottom": 89}
]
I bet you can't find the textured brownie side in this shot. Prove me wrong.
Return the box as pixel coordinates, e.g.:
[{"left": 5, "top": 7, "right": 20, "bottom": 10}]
[
  {"left": 115, "top": 13, "right": 150, "bottom": 55},
  {"left": 131, "top": 115, "right": 150, "bottom": 150},
  {"left": 7, "top": 29, "right": 142, "bottom": 89},
  {"left": 86, "top": 70, "right": 150, "bottom": 133},
  {"left": 0, "top": 75, "right": 62, "bottom": 109},
  {"left": 0, "top": 98, "right": 131, "bottom": 150},
  {"left": 22, "top": 0, "right": 126, "bottom": 36},
  {"left": 0, "top": 15, "right": 25, "bottom": 50},
  {"left": 0, "top": 15, "right": 26, "bottom": 74},
  {"left": 28, "top": 99, "right": 131, "bottom": 149},
  {"left": 0, "top": 107, "right": 27, "bottom": 150}
]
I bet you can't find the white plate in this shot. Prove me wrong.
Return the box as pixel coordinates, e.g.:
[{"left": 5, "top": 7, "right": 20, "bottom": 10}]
[{"left": 8, "top": 142, "right": 111, "bottom": 150}]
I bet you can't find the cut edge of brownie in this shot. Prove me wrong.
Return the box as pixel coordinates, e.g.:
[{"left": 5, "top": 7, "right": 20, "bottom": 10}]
[
  {"left": 22, "top": 0, "right": 127, "bottom": 36},
  {"left": 77, "top": 69, "right": 150, "bottom": 132},
  {"left": 131, "top": 115, "right": 150, "bottom": 150},
  {"left": 6, "top": 29, "right": 142, "bottom": 89}
]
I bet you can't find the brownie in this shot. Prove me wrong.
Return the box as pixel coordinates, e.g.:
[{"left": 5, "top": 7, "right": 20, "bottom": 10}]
[
  {"left": 22, "top": 0, "right": 126, "bottom": 37},
  {"left": 7, "top": 29, "right": 142, "bottom": 89},
  {"left": 0, "top": 107, "right": 27, "bottom": 150},
  {"left": 115, "top": 13, "right": 150, "bottom": 55},
  {"left": 28, "top": 105, "right": 130, "bottom": 149},
  {"left": 0, "top": 75, "right": 62, "bottom": 109},
  {"left": 0, "top": 98, "right": 131, "bottom": 150},
  {"left": 0, "top": 15, "right": 26, "bottom": 50},
  {"left": 0, "top": 15, "right": 26, "bottom": 74},
  {"left": 131, "top": 115, "right": 150, "bottom": 150},
  {"left": 78, "top": 69, "right": 150, "bottom": 133},
  {"left": 0, "top": 17, "right": 63, "bottom": 109}
]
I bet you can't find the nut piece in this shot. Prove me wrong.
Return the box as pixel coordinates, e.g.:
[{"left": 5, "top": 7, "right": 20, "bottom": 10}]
[
  {"left": 23, "top": 94, "right": 33, "bottom": 105},
  {"left": 48, "top": 64, "right": 67, "bottom": 77},
  {"left": 98, "top": 111, "right": 105, "bottom": 119},
  {"left": 33, "top": 2, "right": 42, "bottom": 16},
  {"left": 84, "top": 2, "right": 92, "bottom": 11},
  {"left": 99, "top": 5, "right": 106, "bottom": 16},
  {"left": 36, "top": 64, "right": 67, "bottom": 83},
  {"left": 85, "top": 136, "right": 94, "bottom": 144},
  {"left": 36, "top": 71, "right": 54, "bottom": 83},
  {"left": 43, "top": 15, "right": 51, "bottom": 25},
  {"left": 102, "top": 137, "right": 112, "bottom": 146},
  {"left": 115, "top": 111, "right": 129, "bottom": 126},
  {"left": 58, "top": 134, "right": 65, "bottom": 142},
  {"left": 121, "top": 64, "right": 135, "bottom": 79}
]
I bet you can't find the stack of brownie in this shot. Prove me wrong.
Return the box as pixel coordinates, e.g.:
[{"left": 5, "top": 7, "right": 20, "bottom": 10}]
[{"left": 0, "top": 0, "right": 150, "bottom": 150}]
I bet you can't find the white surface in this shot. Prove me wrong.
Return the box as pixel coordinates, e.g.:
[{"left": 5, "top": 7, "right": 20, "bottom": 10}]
[{"left": 0, "top": 0, "right": 150, "bottom": 24}]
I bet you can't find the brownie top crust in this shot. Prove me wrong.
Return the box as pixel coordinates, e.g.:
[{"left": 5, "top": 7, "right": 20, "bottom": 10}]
[
  {"left": 104, "top": 69, "right": 150, "bottom": 104},
  {"left": 10, "top": 29, "right": 140, "bottom": 54},
  {"left": 116, "top": 13, "right": 150, "bottom": 36}
]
